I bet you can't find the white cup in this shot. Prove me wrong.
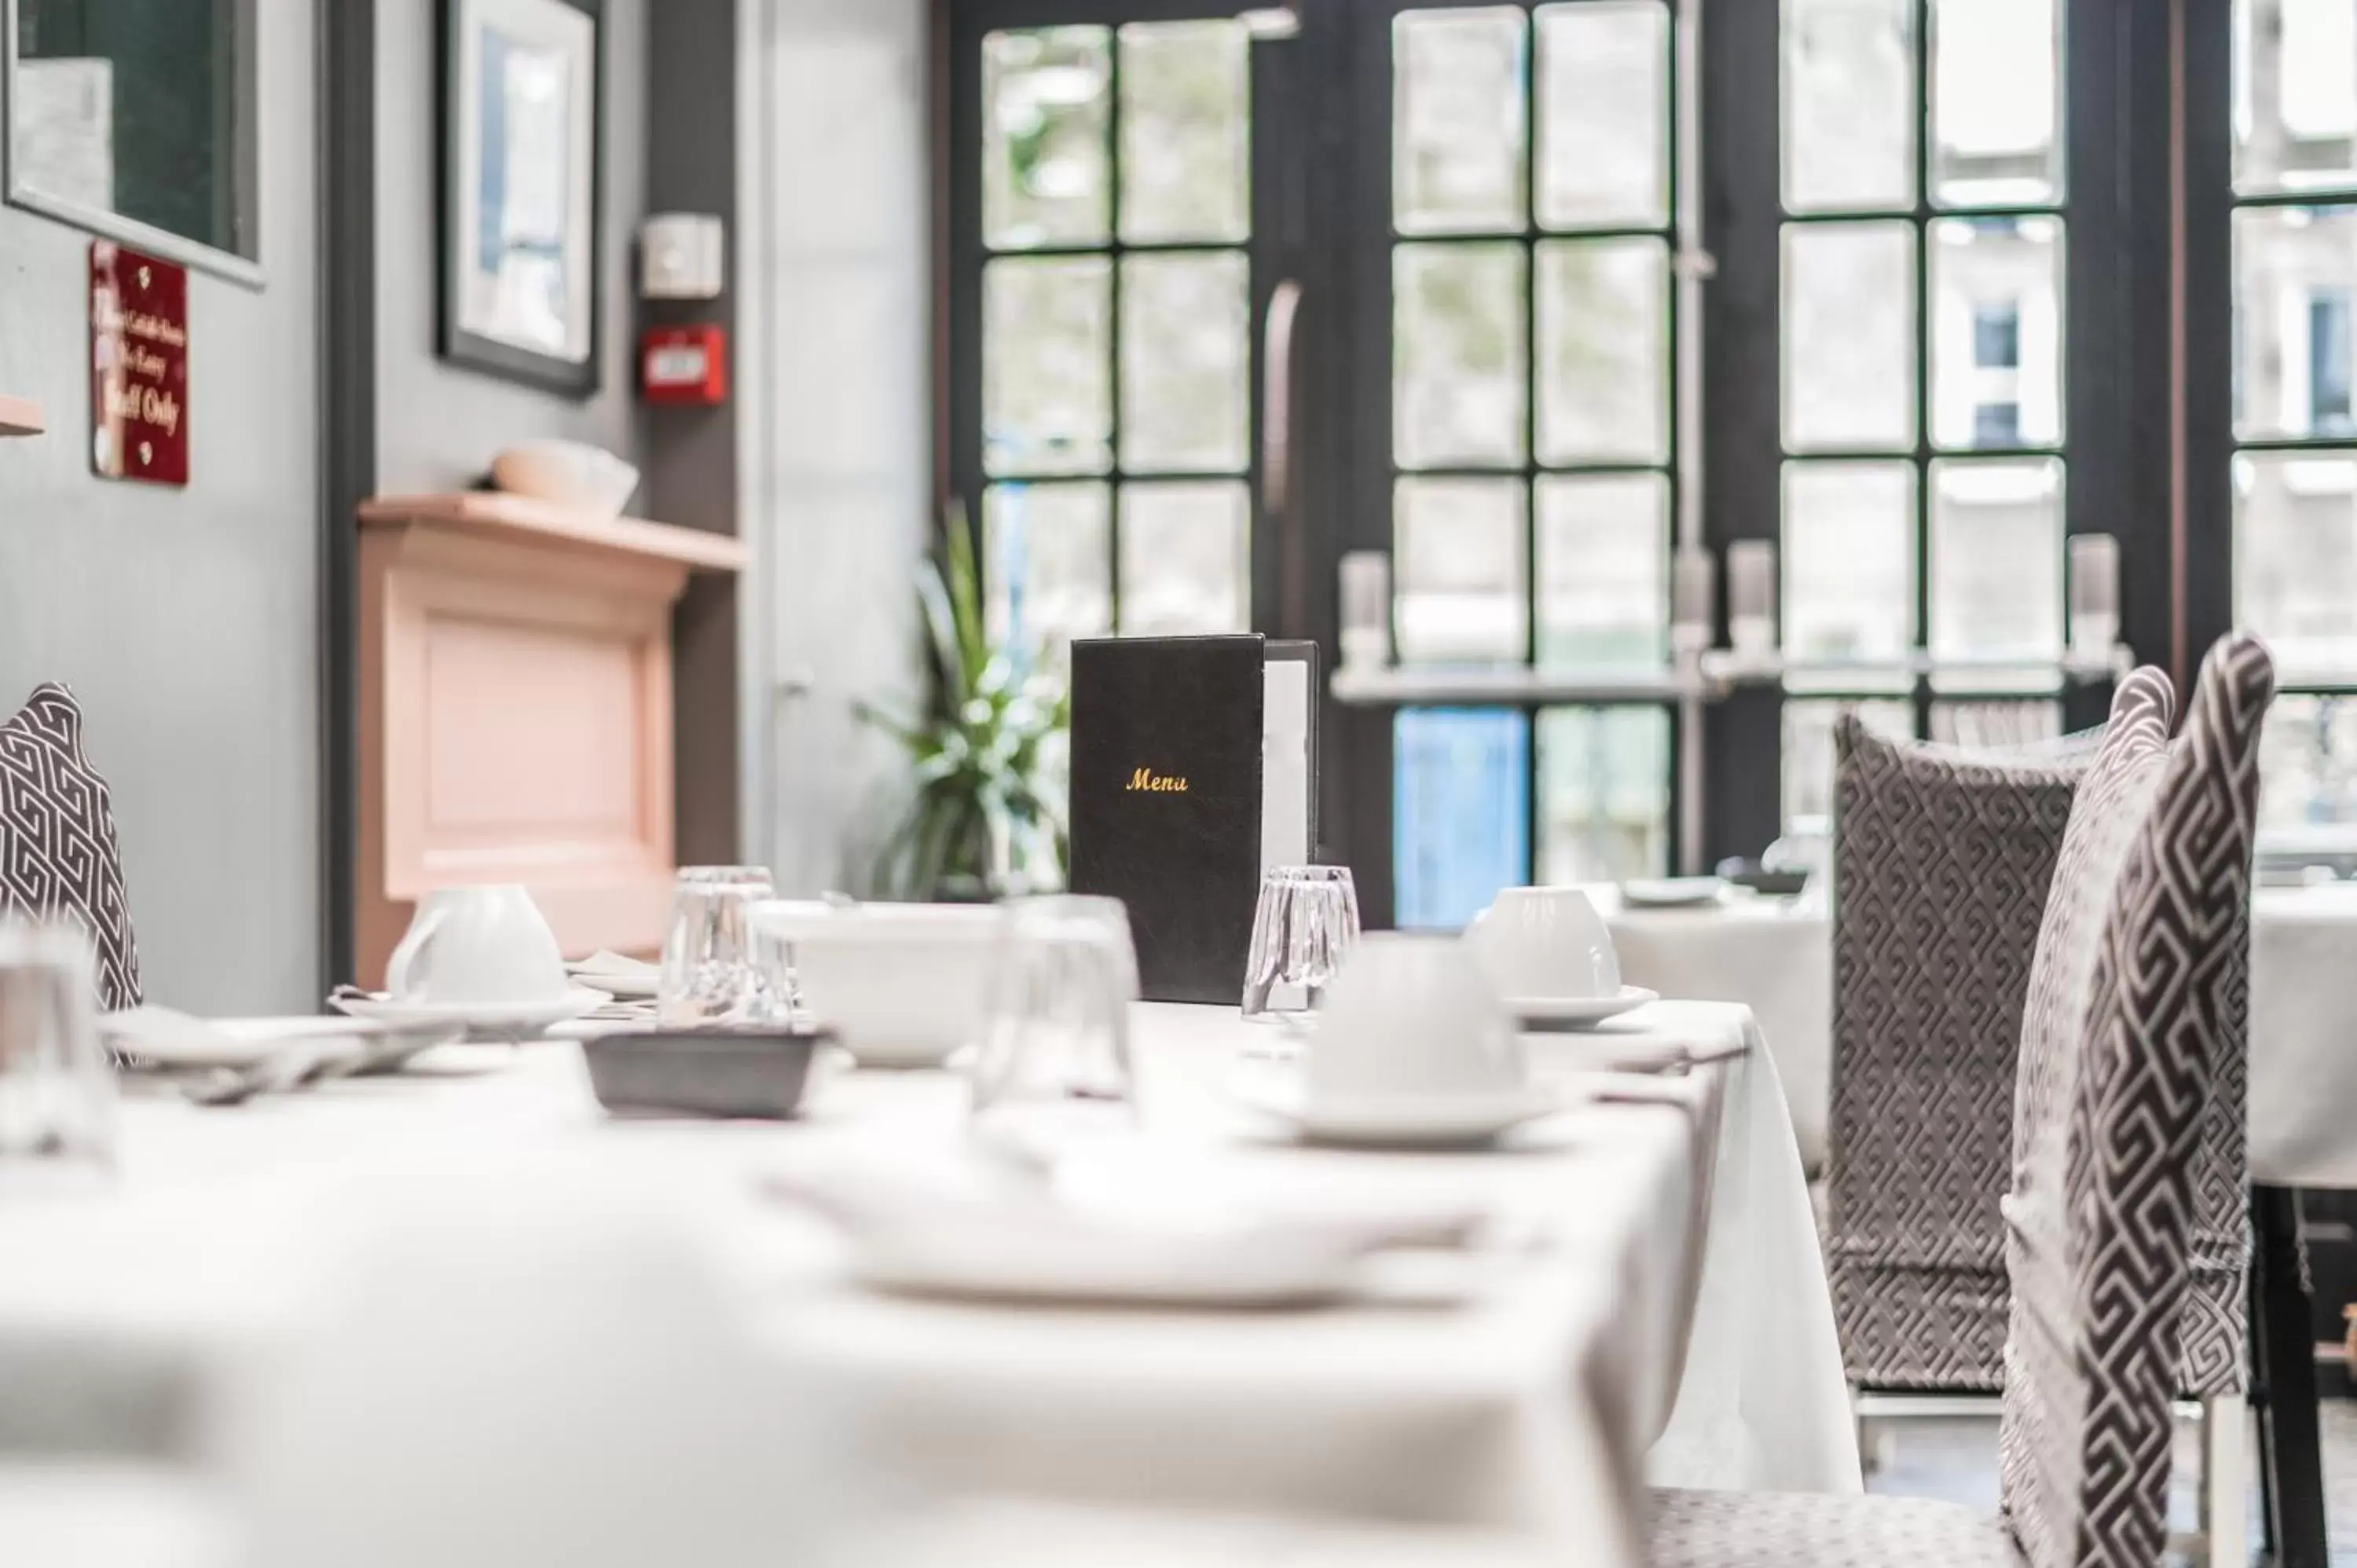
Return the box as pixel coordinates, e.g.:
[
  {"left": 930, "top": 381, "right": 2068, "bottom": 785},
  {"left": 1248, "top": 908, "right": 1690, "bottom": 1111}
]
[
  {"left": 1307, "top": 933, "right": 1523, "bottom": 1103},
  {"left": 385, "top": 886, "right": 568, "bottom": 1006},
  {"left": 1463, "top": 887, "right": 1621, "bottom": 1002}
]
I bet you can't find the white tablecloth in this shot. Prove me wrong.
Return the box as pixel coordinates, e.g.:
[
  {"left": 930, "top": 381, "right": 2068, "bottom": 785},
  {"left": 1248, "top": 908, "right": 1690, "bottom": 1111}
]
[
  {"left": 1592, "top": 883, "right": 2357, "bottom": 1187},
  {"left": 0, "top": 1002, "right": 1855, "bottom": 1565}
]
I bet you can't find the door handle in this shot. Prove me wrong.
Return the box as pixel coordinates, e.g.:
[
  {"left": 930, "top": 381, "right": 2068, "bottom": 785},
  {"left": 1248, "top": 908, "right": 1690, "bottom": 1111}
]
[{"left": 1263, "top": 280, "right": 1308, "bottom": 636}]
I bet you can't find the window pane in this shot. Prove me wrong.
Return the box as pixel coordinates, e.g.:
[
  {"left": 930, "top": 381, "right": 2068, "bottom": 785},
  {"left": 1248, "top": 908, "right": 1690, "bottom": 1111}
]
[
  {"left": 2259, "top": 694, "right": 2357, "bottom": 832},
  {"left": 1928, "top": 0, "right": 2060, "bottom": 208},
  {"left": 1929, "top": 702, "right": 2062, "bottom": 746},
  {"left": 1120, "top": 251, "right": 1249, "bottom": 473},
  {"left": 2235, "top": 449, "right": 2357, "bottom": 679},
  {"left": 1395, "top": 709, "right": 1529, "bottom": 929},
  {"left": 1782, "top": 699, "right": 1912, "bottom": 827},
  {"left": 1395, "top": 9, "right": 1529, "bottom": 236},
  {"left": 1535, "top": 2, "right": 1668, "bottom": 230},
  {"left": 1538, "top": 237, "right": 1669, "bottom": 464},
  {"left": 1783, "top": 222, "right": 1916, "bottom": 452},
  {"left": 1538, "top": 473, "right": 1668, "bottom": 665},
  {"left": 1395, "top": 476, "right": 1527, "bottom": 663},
  {"left": 1782, "top": 0, "right": 1915, "bottom": 214},
  {"left": 1930, "top": 214, "right": 2063, "bottom": 449},
  {"left": 984, "top": 482, "right": 1113, "bottom": 662},
  {"left": 1396, "top": 242, "right": 1529, "bottom": 468},
  {"left": 1783, "top": 460, "right": 1916, "bottom": 690},
  {"left": 2234, "top": 204, "right": 2357, "bottom": 441},
  {"left": 11, "top": 2, "right": 252, "bottom": 258},
  {"left": 1118, "top": 20, "right": 1249, "bottom": 244},
  {"left": 1116, "top": 481, "right": 1248, "bottom": 636},
  {"left": 1538, "top": 707, "right": 1670, "bottom": 884},
  {"left": 1929, "top": 456, "right": 2065, "bottom": 682},
  {"left": 984, "top": 27, "right": 1111, "bottom": 250},
  {"left": 984, "top": 256, "right": 1112, "bottom": 477},
  {"left": 2234, "top": 0, "right": 2357, "bottom": 196}
]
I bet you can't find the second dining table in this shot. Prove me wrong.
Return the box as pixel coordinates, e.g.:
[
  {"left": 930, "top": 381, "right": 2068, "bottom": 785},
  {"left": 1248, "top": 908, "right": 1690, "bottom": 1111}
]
[{"left": 0, "top": 999, "right": 1854, "bottom": 1566}]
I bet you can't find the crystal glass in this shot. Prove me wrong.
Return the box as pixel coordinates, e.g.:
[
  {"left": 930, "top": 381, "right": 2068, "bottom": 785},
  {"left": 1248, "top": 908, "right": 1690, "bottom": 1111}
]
[
  {"left": 969, "top": 901, "right": 1137, "bottom": 1130},
  {"left": 1241, "top": 866, "right": 1361, "bottom": 1020},
  {"left": 658, "top": 866, "right": 776, "bottom": 1028},
  {"left": 0, "top": 925, "right": 115, "bottom": 1181}
]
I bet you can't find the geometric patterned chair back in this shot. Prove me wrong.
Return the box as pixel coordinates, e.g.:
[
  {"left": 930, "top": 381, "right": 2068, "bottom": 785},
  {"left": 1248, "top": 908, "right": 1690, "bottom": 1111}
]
[
  {"left": 1996, "top": 636, "right": 2275, "bottom": 1568},
  {"left": 1827, "top": 716, "right": 2087, "bottom": 1390},
  {"left": 2013, "top": 669, "right": 2253, "bottom": 1401}
]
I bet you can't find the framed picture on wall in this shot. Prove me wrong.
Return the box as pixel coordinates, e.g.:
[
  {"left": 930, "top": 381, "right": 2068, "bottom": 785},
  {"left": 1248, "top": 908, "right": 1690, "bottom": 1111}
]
[{"left": 438, "top": 0, "right": 602, "bottom": 396}]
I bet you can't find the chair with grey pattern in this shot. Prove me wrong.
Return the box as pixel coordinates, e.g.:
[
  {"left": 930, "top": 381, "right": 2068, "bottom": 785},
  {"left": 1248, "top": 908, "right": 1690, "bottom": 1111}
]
[{"left": 1648, "top": 636, "right": 2275, "bottom": 1568}]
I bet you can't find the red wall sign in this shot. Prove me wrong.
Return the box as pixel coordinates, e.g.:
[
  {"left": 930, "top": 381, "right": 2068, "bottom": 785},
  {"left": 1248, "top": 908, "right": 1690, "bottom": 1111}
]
[{"left": 89, "top": 241, "right": 189, "bottom": 487}]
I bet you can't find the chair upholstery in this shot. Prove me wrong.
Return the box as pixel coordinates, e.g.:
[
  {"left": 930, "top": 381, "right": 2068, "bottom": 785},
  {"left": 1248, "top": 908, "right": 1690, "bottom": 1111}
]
[
  {"left": 0, "top": 685, "right": 141, "bottom": 1020},
  {"left": 1653, "top": 638, "right": 2276, "bottom": 1568},
  {"left": 1998, "top": 637, "right": 2275, "bottom": 1568},
  {"left": 1824, "top": 676, "right": 2253, "bottom": 1398},
  {"left": 1825, "top": 717, "right": 2086, "bottom": 1389},
  {"left": 1651, "top": 1487, "right": 2015, "bottom": 1567}
]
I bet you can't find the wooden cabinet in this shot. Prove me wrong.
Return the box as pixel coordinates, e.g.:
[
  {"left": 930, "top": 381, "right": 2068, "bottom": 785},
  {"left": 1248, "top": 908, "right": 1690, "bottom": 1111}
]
[{"left": 354, "top": 493, "right": 746, "bottom": 987}]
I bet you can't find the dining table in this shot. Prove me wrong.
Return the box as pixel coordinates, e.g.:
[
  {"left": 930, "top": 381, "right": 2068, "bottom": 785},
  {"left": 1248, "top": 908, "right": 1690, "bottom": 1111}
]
[
  {"left": 0, "top": 998, "right": 1856, "bottom": 1567},
  {"left": 1590, "top": 877, "right": 2357, "bottom": 1567}
]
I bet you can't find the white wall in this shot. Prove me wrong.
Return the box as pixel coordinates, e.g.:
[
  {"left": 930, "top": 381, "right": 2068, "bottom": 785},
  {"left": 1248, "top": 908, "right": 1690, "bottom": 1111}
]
[
  {"left": 0, "top": 8, "right": 320, "bottom": 1012},
  {"left": 742, "top": 0, "right": 932, "bottom": 893}
]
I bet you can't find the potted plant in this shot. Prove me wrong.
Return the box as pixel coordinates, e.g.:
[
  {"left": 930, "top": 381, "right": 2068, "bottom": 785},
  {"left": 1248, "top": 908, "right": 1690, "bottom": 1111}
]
[{"left": 857, "top": 504, "right": 1069, "bottom": 900}]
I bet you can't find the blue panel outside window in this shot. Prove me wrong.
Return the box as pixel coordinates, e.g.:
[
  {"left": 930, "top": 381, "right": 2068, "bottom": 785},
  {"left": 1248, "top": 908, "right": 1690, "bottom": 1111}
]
[
  {"left": 1394, "top": 708, "right": 1529, "bottom": 930},
  {"left": 2310, "top": 288, "right": 2352, "bottom": 434}
]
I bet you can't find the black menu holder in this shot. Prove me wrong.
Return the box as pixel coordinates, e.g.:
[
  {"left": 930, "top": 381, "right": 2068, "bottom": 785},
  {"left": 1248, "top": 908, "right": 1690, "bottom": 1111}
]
[{"left": 1069, "top": 635, "right": 1267, "bottom": 1004}]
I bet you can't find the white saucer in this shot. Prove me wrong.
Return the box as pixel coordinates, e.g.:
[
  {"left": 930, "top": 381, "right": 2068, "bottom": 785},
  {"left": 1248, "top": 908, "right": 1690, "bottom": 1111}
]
[
  {"left": 1226, "top": 1077, "right": 1572, "bottom": 1148},
  {"left": 566, "top": 951, "right": 659, "bottom": 999},
  {"left": 329, "top": 984, "right": 611, "bottom": 1037},
  {"left": 1620, "top": 876, "right": 1725, "bottom": 909},
  {"left": 104, "top": 1011, "right": 386, "bottom": 1071},
  {"left": 1504, "top": 985, "right": 1656, "bottom": 1029}
]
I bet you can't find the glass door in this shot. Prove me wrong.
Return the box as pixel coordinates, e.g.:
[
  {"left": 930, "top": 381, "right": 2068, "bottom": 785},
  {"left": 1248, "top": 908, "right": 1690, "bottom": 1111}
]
[
  {"left": 1348, "top": 0, "right": 1687, "bottom": 929},
  {"left": 950, "top": 2, "right": 1270, "bottom": 665}
]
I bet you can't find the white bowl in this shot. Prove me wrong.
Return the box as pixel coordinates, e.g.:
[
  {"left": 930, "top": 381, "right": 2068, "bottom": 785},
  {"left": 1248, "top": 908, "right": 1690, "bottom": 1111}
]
[
  {"left": 753, "top": 902, "right": 1001, "bottom": 1068},
  {"left": 490, "top": 440, "right": 641, "bottom": 519}
]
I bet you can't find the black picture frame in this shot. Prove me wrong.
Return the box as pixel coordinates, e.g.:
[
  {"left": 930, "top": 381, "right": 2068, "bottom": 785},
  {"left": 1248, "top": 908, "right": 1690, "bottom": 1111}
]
[{"left": 436, "top": 0, "right": 604, "bottom": 397}]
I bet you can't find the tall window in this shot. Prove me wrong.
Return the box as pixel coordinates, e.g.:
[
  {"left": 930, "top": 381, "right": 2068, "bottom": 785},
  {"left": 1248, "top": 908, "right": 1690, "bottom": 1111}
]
[
  {"left": 974, "top": 20, "right": 1256, "bottom": 665},
  {"left": 1386, "top": 2, "right": 1678, "bottom": 926},
  {"left": 1776, "top": 0, "right": 2069, "bottom": 824},
  {"left": 2233, "top": 0, "right": 2357, "bottom": 830}
]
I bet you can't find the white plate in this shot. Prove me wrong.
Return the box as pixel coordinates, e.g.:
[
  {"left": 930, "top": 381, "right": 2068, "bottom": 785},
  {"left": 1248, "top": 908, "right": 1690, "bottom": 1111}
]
[
  {"left": 329, "top": 985, "right": 611, "bottom": 1037},
  {"left": 1226, "top": 1077, "right": 1573, "bottom": 1148},
  {"left": 103, "top": 1011, "right": 387, "bottom": 1071},
  {"left": 1503, "top": 985, "right": 1656, "bottom": 1028},
  {"left": 1619, "top": 876, "right": 1725, "bottom": 908}
]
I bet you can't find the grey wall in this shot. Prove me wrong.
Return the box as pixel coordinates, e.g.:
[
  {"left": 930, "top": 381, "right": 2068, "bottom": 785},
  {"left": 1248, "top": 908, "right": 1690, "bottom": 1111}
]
[
  {"left": 0, "top": 7, "right": 320, "bottom": 1012},
  {"left": 744, "top": 0, "right": 932, "bottom": 895},
  {"left": 645, "top": 0, "right": 744, "bottom": 869},
  {"left": 372, "top": 0, "right": 648, "bottom": 493}
]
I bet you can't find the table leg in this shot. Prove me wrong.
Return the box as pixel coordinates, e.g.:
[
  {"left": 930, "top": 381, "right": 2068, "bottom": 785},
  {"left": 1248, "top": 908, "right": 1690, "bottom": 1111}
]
[{"left": 2253, "top": 1185, "right": 2329, "bottom": 1568}]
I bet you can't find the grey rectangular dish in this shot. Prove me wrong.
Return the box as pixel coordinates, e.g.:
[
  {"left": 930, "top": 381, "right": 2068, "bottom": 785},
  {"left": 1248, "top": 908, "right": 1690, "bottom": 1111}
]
[{"left": 581, "top": 1028, "right": 830, "bottom": 1119}]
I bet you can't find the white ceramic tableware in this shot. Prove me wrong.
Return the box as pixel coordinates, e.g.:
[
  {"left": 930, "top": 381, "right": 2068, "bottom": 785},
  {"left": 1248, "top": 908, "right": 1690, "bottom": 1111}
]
[
  {"left": 1226, "top": 1074, "right": 1574, "bottom": 1149},
  {"left": 752, "top": 901, "right": 1001, "bottom": 1068},
  {"left": 567, "top": 950, "right": 660, "bottom": 1000},
  {"left": 329, "top": 986, "right": 609, "bottom": 1038},
  {"left": 1307, "top": 932, "right": 1526, "bottom": 1104},
  {"left": 1506, "top": 986, "right": 1658, "bottom": 1028},
  {"left": 384, "top": 886, "right": 569, "bottom": 1006},
  {"left": 1619, "top": 876, "right": 1725, "bottom": 909},
  {"left": 489, "top": 439, "right": 642, "bottom": 519},
  {"left": 1462, "top": 886, "right": 1621, "bottom": 1002}
]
